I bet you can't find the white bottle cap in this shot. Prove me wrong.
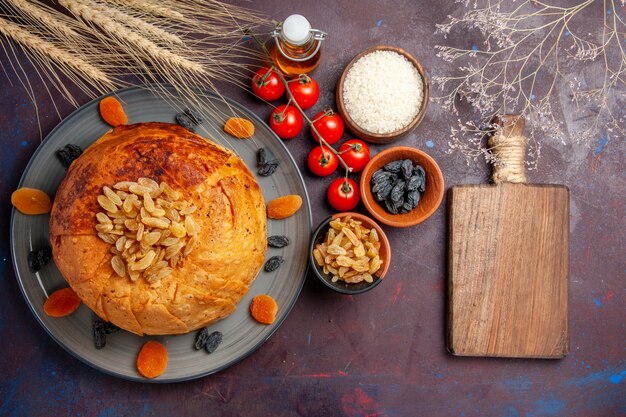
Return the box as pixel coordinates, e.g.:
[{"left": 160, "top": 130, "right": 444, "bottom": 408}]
[{"left": 282, "top": 14, "right": 311, "bottom": 45}]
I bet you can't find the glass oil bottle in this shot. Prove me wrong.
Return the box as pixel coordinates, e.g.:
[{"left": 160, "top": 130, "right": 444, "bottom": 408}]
[{"left": 270, "top": 14, "right": 327, "bottom": 76}]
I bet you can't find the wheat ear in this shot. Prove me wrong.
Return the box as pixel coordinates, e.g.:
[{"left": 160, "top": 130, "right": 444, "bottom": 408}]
[
  {"left": 7, "top": 0, "right": 85, "bottom": 42},
  {"left": 157, "top": 0, "right": 263, "bottom": 36},
  {"left": 104, "top": 0, "right": 185, "bottom": 21},
  {"left": 88, "top": 0, "right": 185, "bottom": 46},
  {"left": 0, "top": 18, "right": 113, "bottom": 86},
  {"left": 59, "top": 0, "right": 204, "bottom": 74}
]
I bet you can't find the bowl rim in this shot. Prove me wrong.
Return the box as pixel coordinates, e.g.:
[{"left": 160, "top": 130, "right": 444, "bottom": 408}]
[
  {"left": 359, "top": 146, "right": 444, "bottom": 227},
  {"left": 309, "top": 212, "right": 391, "bottom": 294},
  {"left": 336, "top": 45, "right": 429, "bottom": 143}
]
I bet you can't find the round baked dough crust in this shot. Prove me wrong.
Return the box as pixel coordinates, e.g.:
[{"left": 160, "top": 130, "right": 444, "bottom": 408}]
[{"left": 50, "top": 122, "right": 267, "bottom": 335}]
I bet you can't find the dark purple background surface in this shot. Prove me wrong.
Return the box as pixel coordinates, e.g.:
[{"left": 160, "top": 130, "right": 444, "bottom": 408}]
[{"left": 1, "top": 1, "right": 624, "bottom": 416}]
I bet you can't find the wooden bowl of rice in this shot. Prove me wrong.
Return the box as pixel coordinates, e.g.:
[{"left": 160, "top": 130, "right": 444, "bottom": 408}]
[{"left": 336, "top": 45, "right": 429, "bottom": 144}]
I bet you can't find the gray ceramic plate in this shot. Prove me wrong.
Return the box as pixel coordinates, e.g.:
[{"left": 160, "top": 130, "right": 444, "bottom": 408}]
[{"left": 10, "top": 86, "right": 311, "bottom": 382}]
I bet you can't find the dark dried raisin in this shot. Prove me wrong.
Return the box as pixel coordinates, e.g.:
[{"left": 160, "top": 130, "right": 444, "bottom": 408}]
[
  {"left": 413, "top": 165, "right": 426, "bottom": 188},
  {"left": 103, "top": 321, "right": 122, "bottom": 334},
  {"left": 371, "top": 177, "right": 392, "bottom": 194},
  {"left": 205, "top": 331, "right": 223, "bottom": 353},
  {"left": 418, "top": 178, "right": 426, "bottom": 193},
  {"left": 401, "top": 159, "right": 414, "bottom": 179},
  {"left": 93, "top": 319, "right": 121, "bottom": 349},
  {"left": 384, "top": 199, "right": 399, "bottom": 214},
  {"left": 28, "top": 246, "right": 52, "bottom": 272},
  {"left": 93, "top": 320, "right": 106, "bottom": 349},
  {"left": 264, "top": 255, "right": 284, "bottom": 272},
  {"left": 390, "top": 180, "right": 405, "bottom": 205},
  {"left": 194, "top": 327, "right": 210, "bottom": 350},
  {"left": 399, "top": 202, "right": 412, "bottom": 214},
  {"left": 413, "top": 165, "right": 425, "bottom": 177},
  {"left": 175, "top": 112, "right": 196, "bottom": 132},
  {"left": 406, "top": 190, "right": 421, "bottom": 209},
  {"left": 194, "top": 328, "right": 223, "bottom": 353},
  {"left": 258, "top": 160, "right": 279, "bottom": 176},
  {"left": 267, "top": 235, "right": 290, "bottom": 248},
  {"left": 384, "top": 160, "right": 403, "bottom": 172},
  {"left": 257, "top": 148, "right": 277, "bottom": 166},
  {"left": 257, "top": 148, "right": 268, "bottom": 166},
  {"left": 183, "top": 108, "right": 204, "bottom": 125},
  {"left": 374, "top": 183, "right": 393, "bottom": 202},
  {"left": 56, "top": 144, "right": 82, "bottom": 168},
  {"left": 406, "top": 175, "right": 420, "bottom": 191},
  {"left": 257, "top": 148, "right": 279, "bottom": 176},
  {"left": 372, "top": 169, "right": 393, "bottom": 183}
]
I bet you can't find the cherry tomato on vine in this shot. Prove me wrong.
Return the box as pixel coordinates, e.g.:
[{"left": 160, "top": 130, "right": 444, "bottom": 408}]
[
  {"left": 327, "top": 178, "right": 360, "bottom": 212},
  {"left": 339, "top": 139, "right": 370, "bottom": 173},
  {"left": 288, "top": 74, "right": 320, "bottom": 110},
  {"left": 251, "top": 67, "right": 285, "bottom": 101},
  {"left": 311, "top": 109, "right": 344, "bottom": 145},
  {"left": 269, "top": 104, "right": 303, "bottom": 140},
  {"left": 307, "top": 146, "right": 338, "bottom": 176}
]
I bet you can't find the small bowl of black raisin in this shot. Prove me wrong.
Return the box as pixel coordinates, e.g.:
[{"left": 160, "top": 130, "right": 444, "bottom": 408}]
[{"left": 359, "top": 146, "right": 444, "bottom": 227}]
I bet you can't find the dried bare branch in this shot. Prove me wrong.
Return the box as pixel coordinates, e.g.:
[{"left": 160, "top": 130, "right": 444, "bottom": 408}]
[{"left": 433, "top": 0, "right": 625, "bottom": 168}]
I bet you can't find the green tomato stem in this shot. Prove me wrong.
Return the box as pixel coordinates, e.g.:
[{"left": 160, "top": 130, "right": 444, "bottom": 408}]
[
  {"left": 341, "top": 176, "right": 352, "bottom": 194},
  {"left": 256, "top": 68, "right": 272, "bottom": 87}
]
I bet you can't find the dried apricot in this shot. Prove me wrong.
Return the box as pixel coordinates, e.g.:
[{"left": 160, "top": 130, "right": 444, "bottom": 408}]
[
  {"left": 43, "top": 288, "right": 81, "bottom": 317},
  {"left": 267, "top": 194, "right": 302, "bottom": 219},
  {"left": 99, "top": 96, "right": 128, "bottom": 127},
  {"left": 136, "top": 340, "right": 168, "bottom": 378},
  {"left": 11, "top": 187, "right": 52, "bottom": 215},
  {"left": 250, "top": 294, "right": 278, "bottom": 325},
  {"left": 224, "top": 117, "right": 255, "bottom": 139}
]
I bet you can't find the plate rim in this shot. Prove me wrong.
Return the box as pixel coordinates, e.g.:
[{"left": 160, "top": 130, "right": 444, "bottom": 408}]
[{"left": 10, "top": 85, "right": 312, "bottom": 383}]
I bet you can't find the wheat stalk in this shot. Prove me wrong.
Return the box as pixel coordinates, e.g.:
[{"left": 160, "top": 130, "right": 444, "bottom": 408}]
[
  {"left": 0, "top": 18, "right": 113, "bottom": 87},
  {"left": 59, "top": 0, "right": 205, "bottom": 74},
  {"left": 104, "top": 0, "right": 185, "bottom": 21},
  {"left": 58, "top": 0, "right": 260, "bottom": 148},
  {"left": 88, "top": 0, "right": 185, "bottom": 46},
  {"left": 6, "top": 0, "right": 84, "bottom": 42},
  {"left": 3, "top": 0, "right": 121, "bottom": 84},
  {"left": 1, "top": 0, "right": 270, "bottom": 143},
  {"left": 161, "top": 0, "right": 264, "bottom": 35}
]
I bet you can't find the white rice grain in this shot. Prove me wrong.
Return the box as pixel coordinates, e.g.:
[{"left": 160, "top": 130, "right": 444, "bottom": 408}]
[{"left": 343, "top": 50, "right": 424, "bottom": 134}]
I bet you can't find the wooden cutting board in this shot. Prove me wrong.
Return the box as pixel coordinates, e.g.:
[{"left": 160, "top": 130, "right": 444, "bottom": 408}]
[{"left": 447, "top": 116, "right": 569, "bottom": 358}]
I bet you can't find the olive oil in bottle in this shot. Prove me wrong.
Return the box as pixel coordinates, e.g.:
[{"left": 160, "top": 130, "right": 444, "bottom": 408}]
[{"left": 270, "top": 14, "right": 327, "bottom": 76}]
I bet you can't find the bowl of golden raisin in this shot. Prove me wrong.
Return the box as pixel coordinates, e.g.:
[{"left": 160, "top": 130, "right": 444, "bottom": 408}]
[{"left": 309, "top": 212, "right": 390, "bottom": 294}]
